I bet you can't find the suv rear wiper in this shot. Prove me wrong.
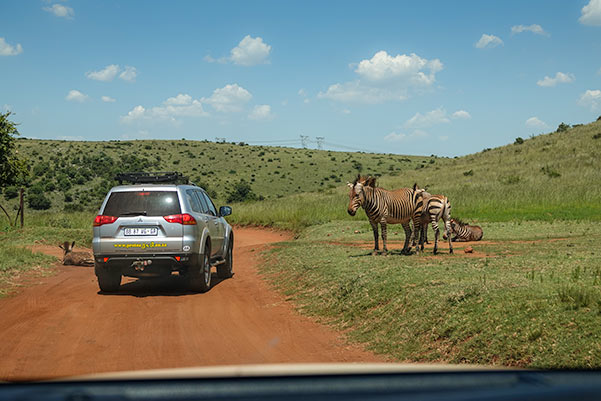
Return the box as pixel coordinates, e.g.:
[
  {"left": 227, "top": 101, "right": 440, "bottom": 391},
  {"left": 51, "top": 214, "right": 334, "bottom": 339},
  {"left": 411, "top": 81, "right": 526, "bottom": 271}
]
[{"left": 119, "top": 211, "right": 147, "bottom": 216}]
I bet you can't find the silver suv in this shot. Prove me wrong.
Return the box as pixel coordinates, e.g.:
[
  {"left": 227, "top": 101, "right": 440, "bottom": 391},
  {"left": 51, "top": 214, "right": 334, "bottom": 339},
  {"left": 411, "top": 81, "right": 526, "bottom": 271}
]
[{"left": 92, "top": 172, "right": 233, "bottom": 293}]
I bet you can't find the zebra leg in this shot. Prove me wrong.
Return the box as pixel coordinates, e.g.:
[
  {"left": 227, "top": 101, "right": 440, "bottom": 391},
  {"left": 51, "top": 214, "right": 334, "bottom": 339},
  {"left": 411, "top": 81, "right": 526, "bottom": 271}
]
[
  {"left": 381, "top": 221, "right": 388, "bottom": 254},
  {"left": 432, "top": 220, "right": 440, "bottom": 255},
  {"left": 370, "top": 220, "right": 379, "bottom": 254},
  {"left": 401, "top": 222, "right": 412, "bottom": 255},
  {"left": 445, "top": 220, "right": 453, "bottom": 254}
]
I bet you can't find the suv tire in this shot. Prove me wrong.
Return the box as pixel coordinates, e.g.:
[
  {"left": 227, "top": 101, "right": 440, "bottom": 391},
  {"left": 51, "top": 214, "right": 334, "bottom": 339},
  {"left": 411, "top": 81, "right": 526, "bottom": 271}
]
[
  {"left": 190, "top": 244, "right": 211, "bottom": 293},
  {"left": 96, "top": 265, "right": 122, "bottom": 292},
  {"left": 217, "top": 236, "right": 233, "bottom": 279}
]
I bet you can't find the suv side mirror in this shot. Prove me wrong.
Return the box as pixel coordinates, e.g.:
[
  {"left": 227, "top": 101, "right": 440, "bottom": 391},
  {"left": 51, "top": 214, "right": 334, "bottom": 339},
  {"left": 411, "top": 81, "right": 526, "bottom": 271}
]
[{"left": 219, "top": 206, "right": 232, "bottom": 217}]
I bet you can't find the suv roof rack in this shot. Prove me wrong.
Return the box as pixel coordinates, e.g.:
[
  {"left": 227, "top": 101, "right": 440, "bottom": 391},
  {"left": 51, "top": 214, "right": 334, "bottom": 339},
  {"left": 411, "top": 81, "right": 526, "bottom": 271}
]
[{"left": 115, "top": 172, "right": 189, "bottom": 185}]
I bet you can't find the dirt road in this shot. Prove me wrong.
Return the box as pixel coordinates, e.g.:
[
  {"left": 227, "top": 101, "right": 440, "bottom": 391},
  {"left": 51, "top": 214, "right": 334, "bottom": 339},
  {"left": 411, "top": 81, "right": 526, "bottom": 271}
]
[{"left": 0, "top": 227, "right": 382, "bottom": 381}]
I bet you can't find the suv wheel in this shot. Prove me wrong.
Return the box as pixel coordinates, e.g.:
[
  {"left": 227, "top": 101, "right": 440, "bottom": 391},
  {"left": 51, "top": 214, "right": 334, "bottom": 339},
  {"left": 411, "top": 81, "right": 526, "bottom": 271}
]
[
  {"left": 190, "top": 245, "right": 211, "bottom": 293},
  {"left": 217, "top": 236, "right": 233, "bottom": 279},
  {"left": 96, "top": 265, "right": 122, "bottom": 292}
]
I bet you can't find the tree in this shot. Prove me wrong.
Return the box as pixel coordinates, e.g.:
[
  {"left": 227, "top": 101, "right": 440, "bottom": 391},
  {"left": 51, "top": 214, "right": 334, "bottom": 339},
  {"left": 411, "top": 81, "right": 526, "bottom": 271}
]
[
  {"left": 226, "top": 179, "right": 263, "bottom": 203},
  {"left": 0, "top": 112, "right": 27, "bottom": 189}
]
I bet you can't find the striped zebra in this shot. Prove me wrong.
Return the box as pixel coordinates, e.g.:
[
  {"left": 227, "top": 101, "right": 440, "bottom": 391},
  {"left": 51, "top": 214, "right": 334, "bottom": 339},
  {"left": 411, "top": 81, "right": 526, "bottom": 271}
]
[
  {"left": 447, "top": 218, "right": 483, "bottom": 242},
  {"left": 416, "top": 192, "right": 453, "bottom": 254},
  {"left": 347, "top": 175, "right": 423, "bottom": 255}
]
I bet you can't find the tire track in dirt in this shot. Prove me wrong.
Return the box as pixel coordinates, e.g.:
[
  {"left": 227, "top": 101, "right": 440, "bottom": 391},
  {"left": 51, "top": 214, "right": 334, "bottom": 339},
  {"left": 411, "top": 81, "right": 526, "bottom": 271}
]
[{"left": 0, "top": 227, "right": 383, "bottom": 381}]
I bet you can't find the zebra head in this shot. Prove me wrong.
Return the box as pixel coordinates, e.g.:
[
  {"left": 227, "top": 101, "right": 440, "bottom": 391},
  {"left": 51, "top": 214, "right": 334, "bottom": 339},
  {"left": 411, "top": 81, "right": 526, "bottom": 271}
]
[{"left": 347, "top": 175, "right": 371, "bottom": 216}]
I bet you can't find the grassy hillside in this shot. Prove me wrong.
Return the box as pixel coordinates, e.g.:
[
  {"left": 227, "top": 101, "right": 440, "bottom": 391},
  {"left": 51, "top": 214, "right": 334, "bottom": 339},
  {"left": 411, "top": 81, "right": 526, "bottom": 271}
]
[
  {"left": 231, "top": 119, "right": 601, "bottom": 228},
  {"left": 6, "top": 139, "right": 425, "bottom": 215}
]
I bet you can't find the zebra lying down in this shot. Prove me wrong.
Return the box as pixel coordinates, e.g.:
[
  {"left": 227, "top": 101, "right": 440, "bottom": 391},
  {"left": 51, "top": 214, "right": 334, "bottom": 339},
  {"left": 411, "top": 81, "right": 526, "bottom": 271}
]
[{"left": 445, "top": 218, "right": 483, "bottom": 242}]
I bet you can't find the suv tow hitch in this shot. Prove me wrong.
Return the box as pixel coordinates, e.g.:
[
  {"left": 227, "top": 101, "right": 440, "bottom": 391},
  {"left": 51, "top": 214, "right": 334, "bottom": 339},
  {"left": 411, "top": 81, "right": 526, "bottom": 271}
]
[{"left": 132, "top": 259, "right": 153, "bottom": 271}]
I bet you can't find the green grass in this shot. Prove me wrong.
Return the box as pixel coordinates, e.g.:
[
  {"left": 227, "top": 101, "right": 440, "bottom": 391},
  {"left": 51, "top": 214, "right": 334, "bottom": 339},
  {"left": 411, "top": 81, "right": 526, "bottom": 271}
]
[
  {"left": 230, "top": 119, "right": 601, "bottom": 228},
  {"left": 0, "top": 211, "right": 93, "bottom": 296},
  {"left": 259, "top": 221, "right": 601, "bottom": 368}
]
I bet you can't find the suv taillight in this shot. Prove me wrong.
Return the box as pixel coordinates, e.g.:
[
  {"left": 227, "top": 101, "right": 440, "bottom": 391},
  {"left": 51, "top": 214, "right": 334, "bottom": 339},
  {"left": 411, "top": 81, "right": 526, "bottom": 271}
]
[
  {"left": 163, "top": 213, "right": 196, "bottom": 225},
  {"left": 94, "top": 215, "right": 118, "bottom": 226}
]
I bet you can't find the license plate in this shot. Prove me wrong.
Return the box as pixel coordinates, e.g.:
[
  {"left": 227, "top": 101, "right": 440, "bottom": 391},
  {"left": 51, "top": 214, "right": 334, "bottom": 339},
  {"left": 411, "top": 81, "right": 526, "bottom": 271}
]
[{"left": 124, "top": 227, "right": 158, "bottom": 236}]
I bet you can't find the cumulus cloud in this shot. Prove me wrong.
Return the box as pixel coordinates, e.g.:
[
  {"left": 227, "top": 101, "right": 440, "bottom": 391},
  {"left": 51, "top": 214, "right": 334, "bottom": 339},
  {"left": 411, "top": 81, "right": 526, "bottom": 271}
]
[
  {"left": 537, "top": 72, "right": 575, "bottom": 87},
  {"left": 578, "top": 89, "right": 601, "bottom": 111},
  {"left": 249, "top": 105, "right": 273, "bottom": 120},
  {"left": 230, "top": 35, "right": 271, "bottom": 66},
  {"left": 0, "top": 37, "right": 23, "bottom": 56},
  {"left": 318, "top": 50, "right": 442, "bottom": 104},
  {"left": 384, "top": 130, "right": 428, "bottom": 142},
  {"left": 355, "top": 51, "right": 443, "bottom": 84},
  {"left": 119, "top": 66, "right": 137, "bottom": 82},
  {"left": 43, "top": 3, "right": 74, "bottom": 19},
  {"left": 101, "top": 96, "right": 116, "bottom": 103},
  {"left": 475, "top": 34, "right": 504, "bottom": 49},
  {"left": 65, "top": 90, "right": 88, "bottom": 102},
  {"left": 452, "top": 110, "right": 471, "bottom": 119},
  {"left": 511, "top": 24, "right": 548, "bottom": 36},
  {"left": 85, "top": 65, "right": 137, "bottom": 82},
  {"left": 580, "top": 0, "right": 601, "bottom": 26},
  {"left": 525, "top": 117, "right": 548, "bottom": 129},
  {"left": 405, "top": 107, "right": 451, "bottom": 128},
  {"left": 86, "top": 64, "right": 120, "bottom": 82},
  {"left": 202, "top": 84, "right": 252, "bottom": 112},
  {"left": 121, "top": 94, "right": 208, "bottom": 124},
  {"left": 207, "top": 35, "right": 272, "bottom": 66}
]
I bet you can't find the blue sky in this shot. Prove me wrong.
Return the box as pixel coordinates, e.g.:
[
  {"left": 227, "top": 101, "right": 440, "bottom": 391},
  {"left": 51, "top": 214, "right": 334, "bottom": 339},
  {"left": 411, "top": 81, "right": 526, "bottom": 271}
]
[{"left": 1, "top": 1, "right": 601, "bottom": 156}]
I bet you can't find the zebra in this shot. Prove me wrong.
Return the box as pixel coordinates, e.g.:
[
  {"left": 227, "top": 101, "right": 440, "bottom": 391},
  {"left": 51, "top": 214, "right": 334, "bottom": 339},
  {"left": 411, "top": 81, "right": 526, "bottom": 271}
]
[
  {"left": 347, "top": 175, "right": 423, "bottom": 255},
  {"left": 416, "top": 193, "right": 453, "bottom": 254},
  {"left": 446, "top": 218, "right": 483, "bottom": 242}
]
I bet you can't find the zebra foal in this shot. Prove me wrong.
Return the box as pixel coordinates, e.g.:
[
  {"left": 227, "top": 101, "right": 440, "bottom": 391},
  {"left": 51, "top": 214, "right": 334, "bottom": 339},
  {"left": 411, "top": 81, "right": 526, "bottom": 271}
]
[
  {"left": 347, "top": 175, "right": 423, "bottom": 255},
  {"left": 447, "top": 219, "right": 483, "bottom": 242}
]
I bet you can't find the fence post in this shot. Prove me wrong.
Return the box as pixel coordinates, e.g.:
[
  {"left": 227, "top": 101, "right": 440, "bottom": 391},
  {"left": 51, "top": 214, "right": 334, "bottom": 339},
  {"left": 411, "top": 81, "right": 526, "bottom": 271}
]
[{"left": 19, "top": 188, "right": 24, "bottom": 228}]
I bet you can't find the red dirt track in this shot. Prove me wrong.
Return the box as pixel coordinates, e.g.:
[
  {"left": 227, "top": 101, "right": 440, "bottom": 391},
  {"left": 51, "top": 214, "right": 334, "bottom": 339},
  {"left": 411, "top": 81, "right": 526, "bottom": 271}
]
[{"left": 0, "top": 227, "right": 381, "bottom": 381}]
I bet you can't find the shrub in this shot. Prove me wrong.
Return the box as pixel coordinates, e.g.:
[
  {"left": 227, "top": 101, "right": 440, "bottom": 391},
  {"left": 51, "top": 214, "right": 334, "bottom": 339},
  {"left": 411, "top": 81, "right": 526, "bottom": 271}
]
[
  {"left": 541, "top": 165, "right": 561, "bottom": 178},
  {"left": 226, "top": 179, "right": 263, "bottom": 203},
  {"left": 3, "top": 185, "right": 18, "bottom": 200},
  {"left": 514, "top": 137, "right": 524, "bottom": 145},
  {"left": 463, "top": 169, "right": 474, "bottom": 176},
  {"left": 593, "top": 133, "right": 601, "bottom": 140},
  {"left": 556, "top": 122, "right": 570, "bottom": 133},
  {"left": 28, "top": 193, "right": 51, "bottom": 210}
]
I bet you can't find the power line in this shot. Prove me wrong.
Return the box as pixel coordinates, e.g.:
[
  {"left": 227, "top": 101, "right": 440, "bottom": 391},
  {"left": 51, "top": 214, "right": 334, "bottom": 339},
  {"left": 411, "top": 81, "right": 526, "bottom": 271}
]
[
  {"left": 316, "top": 136, "right": 324, "bottom": 150},
  {"left": 300, "top": 135, "right": 309, "bottom": 148}
]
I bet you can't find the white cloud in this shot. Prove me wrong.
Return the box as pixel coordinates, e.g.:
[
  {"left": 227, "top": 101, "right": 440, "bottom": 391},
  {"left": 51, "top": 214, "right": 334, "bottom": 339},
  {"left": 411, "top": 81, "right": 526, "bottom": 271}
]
[
  {"left": 121, "top": 93, "right": 210, "bottom": 124},
  {"left": 355, "top": 51, "right": 443, "bottom": 84},
  {"left": 475, "top": 34, "right": 504, "bottom": 49},
  {"left": 65, "top": 90, "right": 88, "bottom": 102},
  {"left": 578, "top": 89, "right": 601, "bottom": 111},
  {"left": 298, "top": 88, "right": 307, "bottom": 97},
  {"left": 229, "top": 35, "right": 271, "bottom": 66},
  {"left": 2, "top": 104, "right": 12, "bottom": 112},
  {"left": 43, "top": 4, "right": 74, "bottom": 19},
  {"left": 249, "top": 104, "right": 273, "bottom": 120},
  {"left": 405, "top": 107, "right": 450, "bottom": 128},
  {"left": 537, "top": 72, "right": 574, "bottom": 87},
  {"left": 511, "top": 24, "right": 548, "bottom": 36},
  {"left": 525, "top": 117, "right": 548, "bottom": 129},
  {"left": 86, "top": 64, "right": 120, "bottom": 82},
  {"left": 384, "top": 130, "right": 428, "bottom": 142},
  {"left": 119, "top": 66, "right": 137, "bottom": 82},
  {"left": 452, "top": 110, "right": 471, "bottom": 119},
  {"left": 0, "top": 37, "right": 23, "bottom": 56},
  {"left": 580, "top": 0, "right": 601, "bottom": 26},
  {"left": 58, "top": 135, "right": 84, "bottom": 141},
  {"left": 202, "top": 84, "right": 252, "bottom": 112},
  {"left": 342, "top": 109, "right": 351, "bottom": 114},
  {"left": 101, "top": 96, "right": 116, "bottom": 103},
  {"left": 318, "top": 50, "right": 442, "bottom": 104}
]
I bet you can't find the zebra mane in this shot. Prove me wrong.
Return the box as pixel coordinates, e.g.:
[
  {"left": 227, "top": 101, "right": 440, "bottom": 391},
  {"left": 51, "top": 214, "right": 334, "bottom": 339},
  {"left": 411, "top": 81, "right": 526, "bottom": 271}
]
[
  {"left": 353, "top": 175, "right": 376, "bottom": 187},
  {"left": 453, "top": 218, "right": 467, "bottom": 226}
]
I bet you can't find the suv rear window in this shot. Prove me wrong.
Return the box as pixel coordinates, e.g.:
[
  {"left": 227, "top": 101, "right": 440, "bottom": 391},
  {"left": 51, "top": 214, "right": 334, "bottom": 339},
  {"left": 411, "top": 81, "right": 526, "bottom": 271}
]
[{"left": 102, "top": 191, "right": 181, "bottom": 217}]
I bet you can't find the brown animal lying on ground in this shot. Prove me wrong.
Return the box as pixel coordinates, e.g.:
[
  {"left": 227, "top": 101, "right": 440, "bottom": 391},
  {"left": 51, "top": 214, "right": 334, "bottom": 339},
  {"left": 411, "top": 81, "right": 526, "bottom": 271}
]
[
  {"left": 59, "top": 241, "right": 94, "bottom": 266},
  {"left": 443, "top": 218, "right": 483, "bottom": 242}
]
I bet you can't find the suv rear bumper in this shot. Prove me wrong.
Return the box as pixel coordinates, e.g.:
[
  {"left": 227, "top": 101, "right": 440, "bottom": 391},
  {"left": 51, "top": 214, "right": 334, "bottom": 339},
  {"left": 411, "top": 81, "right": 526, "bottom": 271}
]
[{"left": 94, "top": 254, "right": 199, "bottom": 278}]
